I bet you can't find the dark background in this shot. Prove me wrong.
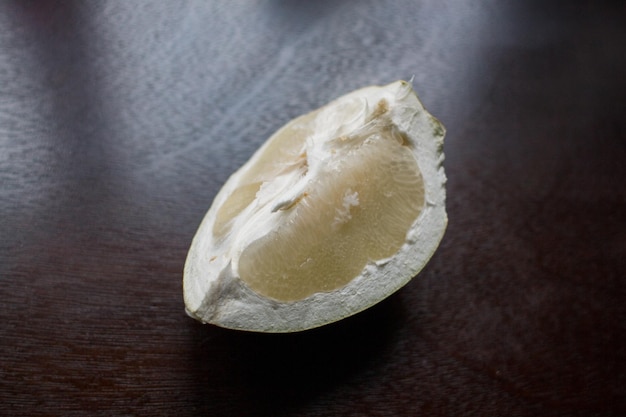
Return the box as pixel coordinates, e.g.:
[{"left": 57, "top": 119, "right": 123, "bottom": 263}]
[{"left": 1, "top": 1, "right": 625, "bottom": 416}]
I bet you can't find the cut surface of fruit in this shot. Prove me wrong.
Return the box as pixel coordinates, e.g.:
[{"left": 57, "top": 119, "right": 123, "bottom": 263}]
[
  {"left": 238, "top": 116, "right": 425, "bottom": 302},
  {"left": 184, "top": 80, "right": 447, "bottom": 332}
]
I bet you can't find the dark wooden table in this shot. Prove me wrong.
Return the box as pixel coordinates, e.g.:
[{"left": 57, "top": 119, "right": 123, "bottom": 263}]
[{"left": 2, "top": 1, "right": 625, "bottom": 416}]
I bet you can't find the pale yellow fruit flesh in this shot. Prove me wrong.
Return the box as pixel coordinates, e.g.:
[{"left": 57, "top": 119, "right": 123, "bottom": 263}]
[{"left": 212, "top": 101, "right": 425, "bottom": 302}]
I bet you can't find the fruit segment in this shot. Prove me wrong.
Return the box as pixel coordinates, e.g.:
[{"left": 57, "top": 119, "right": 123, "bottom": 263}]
[{"left": 237, "top": 121, "right": 424, "bottom": 301}]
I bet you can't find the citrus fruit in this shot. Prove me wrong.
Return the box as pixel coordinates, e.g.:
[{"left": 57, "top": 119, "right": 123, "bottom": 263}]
[{"left": 184, "top": 80, "right": 447, "bottom": 332}]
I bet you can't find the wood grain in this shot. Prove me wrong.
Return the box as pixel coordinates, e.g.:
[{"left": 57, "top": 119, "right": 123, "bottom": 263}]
[{"left": 1, "top": 1, "right": 625, "bottom": 416}]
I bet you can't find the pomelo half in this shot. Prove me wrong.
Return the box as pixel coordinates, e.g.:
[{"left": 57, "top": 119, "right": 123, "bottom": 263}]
[{"left": 184, "top": 80, "right": 447, "bottom": 332}]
